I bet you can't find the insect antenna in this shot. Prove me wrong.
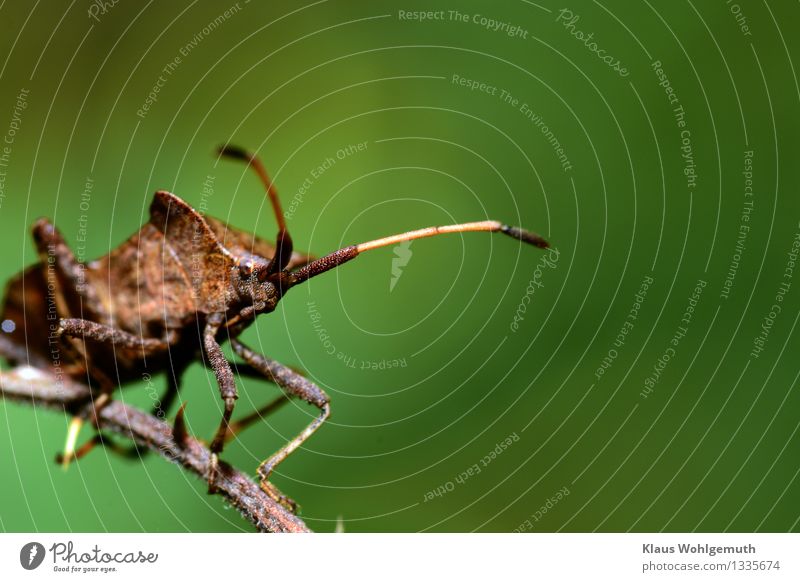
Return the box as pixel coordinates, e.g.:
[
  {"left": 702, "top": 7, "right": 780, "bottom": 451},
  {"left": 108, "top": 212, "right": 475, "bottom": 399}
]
[
  {"left": 286, "top": 220, "right": 549, "bottom": 287},
  {"left": 217, "top": 144, "right": 294, "bottom": 274}
]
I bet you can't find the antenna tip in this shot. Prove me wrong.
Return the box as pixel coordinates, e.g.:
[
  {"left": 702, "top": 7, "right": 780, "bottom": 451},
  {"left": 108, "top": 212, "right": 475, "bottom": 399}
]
[
  {"left": 501, "top": 225, "right": 550, "bottom": 249},
  {"left": 216, "top": 144, "right": 252, "bottom": 162}
]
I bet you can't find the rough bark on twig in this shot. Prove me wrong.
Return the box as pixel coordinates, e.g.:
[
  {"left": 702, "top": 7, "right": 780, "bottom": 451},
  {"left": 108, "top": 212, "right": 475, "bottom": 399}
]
[{"left": 0, "top": 365, "right": 311, "bottom": 533}]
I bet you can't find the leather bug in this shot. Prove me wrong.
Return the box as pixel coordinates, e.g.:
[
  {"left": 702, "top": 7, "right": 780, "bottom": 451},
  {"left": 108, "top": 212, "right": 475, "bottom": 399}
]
[{"left": 0, "top": 145, "right": 549, "bottom": 510}]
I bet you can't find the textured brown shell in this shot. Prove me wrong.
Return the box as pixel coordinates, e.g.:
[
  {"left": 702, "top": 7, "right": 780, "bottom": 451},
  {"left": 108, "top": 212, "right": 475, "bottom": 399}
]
[{"left": 0, "top": 190, "right": 313, "bottom": 373}]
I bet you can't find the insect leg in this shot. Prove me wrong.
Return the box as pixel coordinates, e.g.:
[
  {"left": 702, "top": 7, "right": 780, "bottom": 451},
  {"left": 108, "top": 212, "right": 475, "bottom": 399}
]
[
  {"left": 56, "top": 431, "right": 144, "bottom": 464},
  {"left": 230, "top": 338, "right": 330, "bottom": 511},
  {"left": 31, "top": 220, "right": 123, "bottom": 464},
  {"left": 31, "top": 219, "right": 105, "bottom": 381},
  {"left": 224, "top": 394, "right": 291, "bottom": 443},
  {"left": 201, "top": 358, "right": 295, "bottom": 440},
  {"left": 57, "top": 318, "right": 167, "bottom": 355},
  {"left": 116, "top": 364, "right": 187, "bottom": 459},
  {"left": 154, "top": 364, "right": 186, "bottom": 419},
  {"left": 0, "top": 334, "right": 50, "bottom": 369},
  {"left": 56, "top": 318, "right": 169, "bottom": 441},
  {"left": 31, "top": 218, "right": 104, "bottom": 319},
  {"left": 203, "top": 314, "right": 238, "bottom": 494},
  {"left": 209, "top": 357, "right": 308, "bottom": 384}
]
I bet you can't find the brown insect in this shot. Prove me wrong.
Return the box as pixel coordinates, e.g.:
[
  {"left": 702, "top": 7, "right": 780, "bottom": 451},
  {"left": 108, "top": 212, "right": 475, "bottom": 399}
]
[{"left": 0, "top": 145, "right": 549, "bottom": 510}]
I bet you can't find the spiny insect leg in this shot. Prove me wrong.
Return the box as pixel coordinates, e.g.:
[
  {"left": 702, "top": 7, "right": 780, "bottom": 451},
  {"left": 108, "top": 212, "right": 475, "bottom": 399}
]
[
  {"left": 57, "top": 319, "right": 167, "bottom": 354},
  {"left": 31, "top": 218, "right": 103, "bottom": 317},
  {"left": 31, "top": 221, "right": 125, "bottom": 466},
  {"left": 202, "top": 358, "right": 295, "bottom": 440},
  {"left": 118, "top": 365, "right": 187, "bottom": 459},
  {"left": 56, "top": 319, "right": 170, "bottom": 465},
  {"left": 31, "top": 219, "right": 104, "bottom": 390},
  {"left": 203, "top": 314, "right": 238, "bottom": 494},
  {"left": 231, "top": 339, "right": 330, "bottom": 512},
  {"left": 224, "top": 394, "right": 290, "bottom": 444},
  {"left": 199, "top": 357, "right": 296, "bottom": 443},
  {"left": 57, "top": 399, "right": 152, "bottom": 464}
]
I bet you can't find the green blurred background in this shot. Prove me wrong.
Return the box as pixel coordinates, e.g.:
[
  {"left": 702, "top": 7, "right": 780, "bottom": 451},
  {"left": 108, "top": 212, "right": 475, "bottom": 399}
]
[{"left": 0, "top": 0, "right": 798, "bottom": 532}]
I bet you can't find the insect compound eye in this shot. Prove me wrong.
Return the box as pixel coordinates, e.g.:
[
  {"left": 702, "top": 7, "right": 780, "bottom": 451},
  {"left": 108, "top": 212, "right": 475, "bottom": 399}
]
[
  {"left": 236, "top": 260, "right": 257, "bottom": 285},
  {"left": 239, "top": 261, "right": 254, "bottom": 277},
  {"left": 237, "top": 255, "right": 271, "bottom": 289},
  {"left": 239, "top": 259, "right": 270, "bottom": 286}
]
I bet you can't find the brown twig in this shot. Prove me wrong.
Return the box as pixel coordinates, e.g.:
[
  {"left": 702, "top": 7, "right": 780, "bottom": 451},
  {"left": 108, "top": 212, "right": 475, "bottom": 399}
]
[{"left": 0, "top": 364, "right": 311, "bottom": 533}]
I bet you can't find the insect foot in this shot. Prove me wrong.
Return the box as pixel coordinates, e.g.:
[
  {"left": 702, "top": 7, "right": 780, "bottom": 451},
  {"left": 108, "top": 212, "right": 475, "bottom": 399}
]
[
  {"left": 206, "top": 454, "right": 219, "bottom": 494},
  {"left": 260, "top": 479, "right": 298, "bottom": 514},
  {"left": 256, "top": 449, "right": 300, "bottom": 513},
  {"left": 207, "top": 393, "right": 238, "bottom": 494}
]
